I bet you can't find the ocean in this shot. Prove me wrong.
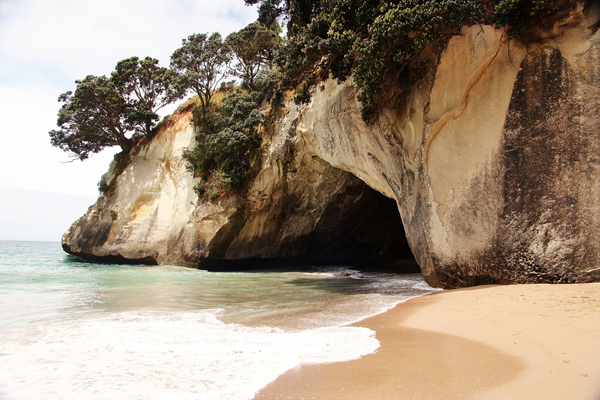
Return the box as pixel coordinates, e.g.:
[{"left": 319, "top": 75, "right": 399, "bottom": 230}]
[{"left": 0, "top": 241, "right": 438, "bottom": 400}]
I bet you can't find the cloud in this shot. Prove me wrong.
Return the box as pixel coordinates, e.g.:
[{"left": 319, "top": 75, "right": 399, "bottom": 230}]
[
  {"left": 0, "top": 0, "right": 257, "bottom": 82},
  {"left": 0, "top": 0, "right": 258, "bottom": 198},
  {"left": 0, "top": 81, "right": 119, "bottom": 196}
]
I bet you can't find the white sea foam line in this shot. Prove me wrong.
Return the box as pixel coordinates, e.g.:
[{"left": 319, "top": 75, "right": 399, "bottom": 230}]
[
  {"left": 0, "top": 310, "right": 379, "bottom": 400},
  {"left": 336, "top": 280, "right": 443, "bottom": 328}
]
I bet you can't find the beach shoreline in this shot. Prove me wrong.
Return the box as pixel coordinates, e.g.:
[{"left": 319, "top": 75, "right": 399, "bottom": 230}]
[{"left": 255, "top": 283, "right": 600, "bottom": 399}]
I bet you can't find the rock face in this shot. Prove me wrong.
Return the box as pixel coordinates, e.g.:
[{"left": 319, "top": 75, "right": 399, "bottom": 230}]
[
  {"left": 63, "top": 109, "right": 198, "bottom": 265},
  {"left": 63, "top": 5, "right": 600, "bottom": 288},
  {"left": 63, "top": 103, "right": 414, "bottom": 269}
]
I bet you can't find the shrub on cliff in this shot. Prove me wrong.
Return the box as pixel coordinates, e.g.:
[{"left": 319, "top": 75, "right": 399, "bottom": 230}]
[
  {"left": 50, "top": 57, "right": 183, "bottom": 160},
  {"left": 179, "top": 21, "right": 284, "bottom": 199},
  {"left": 183, "top": 89, "right": 262, "bottom": 199},
  {"left": 494, "top": 0, "right": 564, "bottom": 37}
]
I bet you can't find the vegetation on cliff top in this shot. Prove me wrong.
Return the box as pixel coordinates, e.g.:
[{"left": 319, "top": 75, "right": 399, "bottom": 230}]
[
  {"left": 183, "top": 90, "right": 263, "bottom": 199},
  {"left": 49, "top": 57, "right": 184, "bottom": 160},
  {"left": 170, "top": 32, "right": 231, "bottom": 114},
  {"left": 248, "top": 0, "right": 565, "bottom": 120},
  {"left": 178, "top": 23, "right": 282, "bottom": 199},
  {"left": 50, "top": 0, "right": 567, "bottom": 191}
]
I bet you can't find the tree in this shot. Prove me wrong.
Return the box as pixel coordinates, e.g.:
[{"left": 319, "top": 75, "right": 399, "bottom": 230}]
[
  {"left": 50, "top": 57, "right": 180, "bottom": 160},
  {"left": 246, "top": 0, "right": 565, "bottom": 121},
  {"left": 170, "top": 33, "right": 230, "bottom": 113},
  {"left": 494, "top": 0, "right": 563, "bottom": 37},
  {"left": 250, "top": 0, "right": 484, "bottom": 120},
  {"left": 49, "top": 75, "right": 135, "bottom": 160},
  {"left": 111, "top": 56, "right": 184, "bottom": 136},
  {"left": 351, "top": 0, "right": 484, "bottom": 120},
  {"left": 244, "top": 0, "right": 322, "bottom": 35},
  {"left": 244, "top": 0, "right": 285, "bottom": 26},
  {"left": 226, "top": 23, "right": 282, "bottom": 90}
]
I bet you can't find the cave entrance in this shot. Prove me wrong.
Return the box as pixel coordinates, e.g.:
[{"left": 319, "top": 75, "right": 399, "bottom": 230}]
[
  {"left": 203, "top": 167, "right": 418, "bottom": 273},
  {"left": 301, "top": 179, "right": 418, "bottom": 273}
]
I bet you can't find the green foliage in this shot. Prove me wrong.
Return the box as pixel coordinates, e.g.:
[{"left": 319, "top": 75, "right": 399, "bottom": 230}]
[
  {"left": 494, "top": 0, "right": 563, "bottom": 37},
  {"left": 183, "top": 90, "right": 263, "bottom": 199},
  {"left": 50, "top": 57, "right": 181, "bottom": 160},
  {"left": 50, "top": 75, "right": 134, "bottom": 160},
  {"left": 226, "top": 22, "right": 283, "bottom": 90},
  {"left": 170, "top": 33, "right": 230, "bottom": 113},
  {"left": 111, "top": 56, "right": 184, "bottom": 136},
  {"left": 244, "top": 0, "right": 323, "bottom": 30},
  {"left": 353, "top": 0, "right": 484, "bottom": 120},
  {"left": 293, "top": 80, "right": 313, "bottom": 105},
  {"left": 257, "top": 66, "right": 284, "bottom": 105},
  {"left": 248, "top": 0, "right": 568, "bottom": 121},
  {"left": 245, "top": 0, "right": 286, "bottom": 26},
  {"left": 98, "top": 174, "right": 109, "bottom": 193},
  {"left": 278, "top": 0, "right": 484, "bottom": 120}
]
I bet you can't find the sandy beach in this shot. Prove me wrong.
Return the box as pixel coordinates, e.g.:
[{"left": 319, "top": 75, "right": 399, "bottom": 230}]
[{"left": 255, "top": 283, "right": 600, "bottom": 399}]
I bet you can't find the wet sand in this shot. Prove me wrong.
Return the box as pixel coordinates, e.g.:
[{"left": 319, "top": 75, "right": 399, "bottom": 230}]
[{"left": 255, "top": 283, "right": 600, "bottom": 399}]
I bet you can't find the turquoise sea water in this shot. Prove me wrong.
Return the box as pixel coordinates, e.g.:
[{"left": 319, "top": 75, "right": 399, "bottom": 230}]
[{"left": 0, "top": 241, "right": 437, "bottom": 400}]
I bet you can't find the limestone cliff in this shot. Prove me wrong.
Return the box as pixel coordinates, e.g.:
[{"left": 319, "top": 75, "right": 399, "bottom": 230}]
[
  {"left": 63, "top": 4, "right": 600, "bottom": 288},
  {"left": 63, "top": 102, "right": 413, "bottom": 269}
]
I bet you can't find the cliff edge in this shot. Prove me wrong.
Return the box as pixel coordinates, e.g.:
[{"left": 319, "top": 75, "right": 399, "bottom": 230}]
[{"left": 63, "top": 5, "right": 600, "bottom": 288}]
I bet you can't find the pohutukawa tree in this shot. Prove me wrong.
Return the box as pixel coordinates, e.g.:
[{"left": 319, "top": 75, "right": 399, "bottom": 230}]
[
  {"left": 170, "top": 32, "right": 230, "bottom": 113},
  {"left": 111, "top": 56, "right": 184, "bottom": 137},
  {"left": 226, "top": 23, "right": 282, "bottom": 90},
  {"left": 50, "top": 75, "right": 135, "bottom": 160},
  {"left": 50, "top": 57, "right": 182, "bottom": 160}
]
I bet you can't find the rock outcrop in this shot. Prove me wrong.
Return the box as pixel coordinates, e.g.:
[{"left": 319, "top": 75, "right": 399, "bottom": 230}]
[
  {"left": 63, "top": 102, "right": 414, "bottom": 269},
  {"left": 63, "top": 4, "right": 600, "bottom": 288}
]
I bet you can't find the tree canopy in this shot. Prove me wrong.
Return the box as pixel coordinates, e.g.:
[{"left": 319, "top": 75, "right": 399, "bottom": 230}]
[
  {"left": 247, "top": 0, "right": 564, "bottom": 120},
  {"left": 170, "top": 33, "right": 230, "bottom": 113},
  {"left": 111, "top": 56, "right": 184, "bottom": 136},
  {"left": 50, "top": 57, "right": 181, "bottom": 160},
  {"left": 226, "top": 22, "right": 282, "bottom": 90},
  {"left": 50, "top": 75, "right": 134, "bottom": 160}
]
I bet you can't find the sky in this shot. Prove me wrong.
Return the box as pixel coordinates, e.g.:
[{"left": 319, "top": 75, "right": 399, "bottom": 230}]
[{"left": 0, "top": 0, "right": 258, "bottom": 241}]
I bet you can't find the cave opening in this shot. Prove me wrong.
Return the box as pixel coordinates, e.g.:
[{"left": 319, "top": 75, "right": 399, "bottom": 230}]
[
  {"left": 203, "top": 179, "right": 419, "bottom": 274},
  {"left": 302, "top": 180, "right": 419, "bottom": 273}
]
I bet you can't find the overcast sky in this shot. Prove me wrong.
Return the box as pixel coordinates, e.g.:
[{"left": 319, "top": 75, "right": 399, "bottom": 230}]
[{"left": 0, "top": 0, "right": 257, "bottom": 241}]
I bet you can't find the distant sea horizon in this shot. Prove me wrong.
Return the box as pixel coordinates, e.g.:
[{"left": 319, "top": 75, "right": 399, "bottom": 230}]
[{"left": 0, "top": 186, "right": 96, "bottom": 242}]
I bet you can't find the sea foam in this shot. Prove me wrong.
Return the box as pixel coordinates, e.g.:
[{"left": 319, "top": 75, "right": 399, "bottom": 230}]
[{"left": 0, "top": 310, "right": 379, "bottom": 400}]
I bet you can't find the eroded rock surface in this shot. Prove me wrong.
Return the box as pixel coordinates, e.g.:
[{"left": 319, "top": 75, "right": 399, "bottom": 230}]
[
  {"left": 63, "top": 5, "right": 600, "bottom": 287},
  {"left": 63, "top": 103, "right": 413, "bottom": 269}
]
